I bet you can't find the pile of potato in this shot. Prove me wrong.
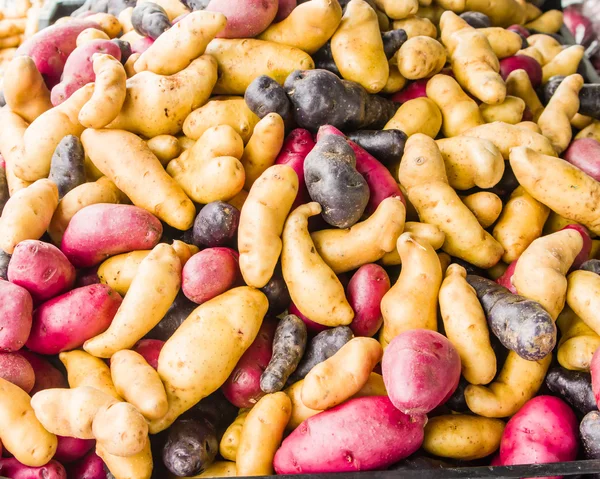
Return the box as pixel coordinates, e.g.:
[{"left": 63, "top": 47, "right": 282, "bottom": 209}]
[{"left": 3, "top": 0, "right": 600, "bottom": 477}]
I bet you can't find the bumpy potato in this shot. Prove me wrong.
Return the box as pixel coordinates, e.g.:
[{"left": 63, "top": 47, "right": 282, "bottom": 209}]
[{"left": 396, "top": 36, "right": 446, "bottom": 80}]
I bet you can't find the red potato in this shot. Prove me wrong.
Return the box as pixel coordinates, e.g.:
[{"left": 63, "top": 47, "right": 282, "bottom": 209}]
[
  {"left": 562, "top": 224, "right": 592, "bottom": 270},
  {"left": 276, "top": 0, "right": 297, "bottom": 21},
  {"left": 54, "top": 436, "right": 95, "bottom": 464},
  {"left": 496, "top": 260, "right": 518, "bottom": 294},
  {"left": 60, "top": 204, "right": 163, "bottom": 268},
  {"left": 289, "top": 302, "right": 329, "bottom": 335},
  {"left": 0, "top": 280, "right": 33, "bottom": 352},
  {"left": 590, "top": 347, "right": 600, "bottom": 407},
  {"left": 275, "top": 128, "right": 315, "bottom": 209},
  {"left": 67, "top": 451, "right": 106, "bottom": 479},
  {"left": 347, "top": 264, "right": 390, "bottom": 337},
  {"left": 75, "top": 267, "right": 100, "bottom": 287},
  {"left": 382, "top": 329, "right": 461, "bottom": 415},
  {"left": 0, "top": 458, "right": 66, "bottom": 479},
  {"left": 317, "top": 125, "right": 405, "bottom": 214},
  {"left": 500, "top": 396, "right": 578, "bottom": 470},
  {"left": 182, "top": 248, "right": 240, "bottom": 304},
  {"left": 391, "top": 78, "right": 428, "bottom": 104},
  {"left": 132, "top": 339, "right": 164, "bottom": 370},
  {"left": 7, "top": 240, "right": 76, "bottom": 303},
  {"left": 564, "top": 138, "right": 600, "bottom": 182},
  {"left": 0, "top": 352, "right": 34, "bottom": 392},
  {"left": 19, "top": 351, "right": 68, "bottom": 394},
  {"left": 500, "top": 55, "right": 543, "bottom": 87},
  {"left": 207, "top": 0, "right": 278, "bottom": 38},
  {"left": 274, "top": 396, "right": 426, "bottom": 474},
  {"left": 26, "top": 284, "right": 122, "bottom": 355},
  {"left": 221, "top": 318, "right": 277, "bottom": 408},
  {"left": 15, "top": 20, "right": 99, "bottom": 88},
  {"left": 131, "top": 36, "right": 154, "bottom": 54},
  {"left": 50, "top": 39, "right": 122, "bottom": 105}
]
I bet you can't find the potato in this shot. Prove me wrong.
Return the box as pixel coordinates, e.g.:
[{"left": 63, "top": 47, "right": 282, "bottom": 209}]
[
  {"left": 426, "top": 74, "right": 484, "bottom": 137},
  {"left": 542, "top": 45, "right": 585, "bottom": 85},
  {"left": 346, "top": 264, "right": 390, "bottom": 338},
  {"left": 0, "top": 458, "right": 66, "bottom": 478},
  {"left": 479, "top": 96, "right": 525, "bottom": 124},
  {"left": 206, "top": 39, "right": 314, "bottom": 96},
  {"left": 130, "top": 2, "right": 170, "bottom": 39},
  {"left": 0, "top": 377, "right": 57, "bottom": 466},
  {"left": 0, "top": 352, "right": 34, "bottom": 392},
  {"left": 557, "top": 306, "right": 600, "bottom": 372},
  {"left": 0, "top": 179, "right": 58, "bottom": 254},
  {"left": 384, "top": 97, "right": 442, "bottom": 138},
  {"left": 132, "top": 339, "right": 164, "bottom": 371},
  {"left": 244, "top": 76, "right": 294, "bottom": 128},
  {"left": 505, "top": 68, "right": 544, "bottom": 122},
  {"left": 203, "top": 0, "right": 277, "bottom": 38},
  {"left": 373, "top": 0, "right": 419, "bottom": 20},
  {"left": 0, "top": 280, "right": 32, "bottom": 352},
  {"left": 480, "top": 27, "right": 522, "bottom": 59},
  {"left": 21, "top": 351, "right": 67, "bottom": 395},
  {"left": 238, "top": 165, "right": 298, "bottom": 288},
  {"left": 461, "top": 192, "right": 502, "bottom": 228},
  {"left": 258, "top": 0, "right": 342, "bottom": 55},
  {"left": 151, "top": 287, "right": 268, "bottom": 433},
  {"left": 547, "top": 366, "right": 596, "bottom": 416},
  {"left": 396, "top": 36, "right": 446, "bottom": 80},
  {"left": 525, "top": 9, "right": 564, "bottom": 34},
  {"left": 144, "top": 135, "right": 181, "bottom": 167},
  {"left": 59, "top": 350, "right": 121, "bottom": 400},
  {"left": 84, "top": 243, "right": 181, "bottom": 358},
  {"left": 392, "top": 16, "right": 438, "bottom": 38},
  {"left": 331, "top": 0, "right": 388, "bottom": 93},
  {"left": 191, "top": 461, "right": 236, "bottom": 478},
  {"left": 182, "top": 248, "right": 239, "bottom": 304},
  {"left": 48, "top": 135, "right": 85, "bottom": 200},
  {"left": 282, "top": 203, "right": 354, "bottom": 327},
  {"left": 577, "top": 120, "right": 600, "bottom": 142},
  {"left": 92, "top": 402, "right": 149, "bottom": 457},
  {"left": 284, "top": 380, "right": 321, "bottom": 431},
  {"left": 96, "top": 439, "right": 152, "bottom": 479},
  {"left": 0, "top": 109, "right": 30, "bottom": 196},
  {"left": 219, "top": 409, "right": 248, "bottom": 461},
  {"left": 77, "top": 27, "right": 110, "bottom": 46},
  {"left": 566, "top": 270, "right": 600, "bottom": 337},
  {"left": 82, "top": 129, "right": 195, "bottom": 230},
  {"left": 424, "top": 415, "right": 505, "bottom": 460}
]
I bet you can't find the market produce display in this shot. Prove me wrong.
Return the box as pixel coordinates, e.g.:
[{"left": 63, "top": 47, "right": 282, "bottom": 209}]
[{"left": 3, "top": 0, "right": 600, "bottom": 478}]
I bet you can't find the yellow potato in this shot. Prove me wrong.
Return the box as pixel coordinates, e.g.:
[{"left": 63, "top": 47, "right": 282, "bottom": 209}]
[
  {"left": 398, "top": 135, "right": 451, "bottom": 190},
  {"left": 0, "top": 109, "right": 29, "bottom": 195},
  {"left": 516, "top": 120, "right": 542, "bottom": 133},
  {"left": 331, "top": 0, "right": 389, "bottom": 93},
  {"left": 135, "top": 11, "right": 226, "bottom": 76},
  {"left": 3, "top": 56, "right": 52, "bottom": 123},
  {"left": 373, "top": 0, "right": 419, "bottom": 20},
  {"left": 380, "top": 59, "right": 407, "bottom": 94},
  {"left": 572, "top": 113, "right": 594, "bottom": 130},
  {"left": 0, "top": 179, "right": 58, "bottom": 254},
  {"left": 435, "top": 0, "right": 465, "bottom": 12},
  {"left": 219, "top": 409, "right": 249, "bottom": 462},
  {"left": 107, "top": 55, "right": 217, "bottom": 138},
  {"left": 527, "top": 34, "right": 563, "bottom": 65},
  {"left": 206, "top": 39, "right": 314, "bottom": 95},
  {"left": 506, "top": 68, "right": 545, "bottom": 122},
  {"left": 92, "top": 402, "right": 149, "bottom": 457},
  {"left": 118, "top": 7, "right": 134, "bottom": 33},
  {"left": 426, "top": 74, "right": 484, "bottom": 137},
  {"left": 542, "top": 45, "right": 585, "bottom": 84},
  {"left": 76, "top": 27, "right": 109, "bottom": 45},
  {"left": 479, "top": 96, "right": 525, "bottom": 124},
  {"left": 183, "top": 96, "right": 260, "bottom": 143},
  {"left": 464, "top": 0, "right": 525, "bottom": 26},
  {"left": 311, "top": 196, "right": 406, "bottom": 273},
  {"left": 510, "top": 147, "right": 600, "bottom": 235},
  {"left": 137, "top": 0, "right": 189, "bottom": 20},
  {"left": 0, "top": 18, "right": 26, "bottom": 36},
  {"left": 567, "top": 270, "right": 600, "bottom": 336},
  {"left": 396, "top": 36, "right": 446, "bottom": 80},
  {"left": 97, "top": 440, "right": 152, "bottom": 479},
  {"left": 525, "top": 2, "right": 542, "bottom": 21},
  {"left": 423, "top": 415, "right": 505, "bottom": 460},
  {"left": 281, "top": 203, "right": 354, "bottom": 327},
  {"left": 190, "top": 461, "right": 237, "bottom": 478},
  {"left": 227, "top": 189, "right": 249, "bottom": 211},
  {"left": 123, "top": 52, "right": 140, "bottom": 77},
  {"left": 525, "top": 9, "right": 563, "bottom": 33},
  {"left": 241, "top": 113, "right": 285, "bottom": 190},
  {"left": 284, "top": 380, "right": 322, "bottom": 431},
  {"left": 85, "top": 13, "right": 121, "bottom": 37},
  {"left": 384, "top": 97, "right": 442, "bottom": 138},
  {"left": 480, "top": 27, "right": 522, "bottom": 59},
  {"left": 576, "top": 120, "right": 600, "bottom": 141},
  {"left": 110, "top": 350, "right": 168, "bottom": 421},
  {"left": 517, "top": 46, "right": 545, "bottom": 65},
  {"left": 380, "top": 221, "right": 445, "bottom": 266},
  {"left": 238, "top": 165, "right": 298, "bottom": 288},
  {"left": 236, "top": 392, "right": 291, "bottom": 477},
  {"left": 461, "top": 192, "right": 503, "bottom": 229},
  {"left": 557, "top": 306, "right": 600, "bottom": 371},
  {"left": 59, "top": 350, "right": 122, "bottom": 400},
  {"left": 392, "top": 16, "right": 437, "bottom": 38},
  {"left": 146, "top": 135, "right": 181, "bottom": 166},
  {"left": 380, "top": 232, "right": 442, "bottom": 347},
  {"left": 543, "top": 212, "right": 579, "bottom": 236},
  {"left": 152, "top": 287, "right": 268, "bottom": 433},
  {"left": 82, "top": 129, "right": 196, "bottom": 230},
  {"left": 465, "top": 352, "right": 551, "bottom": 417}
]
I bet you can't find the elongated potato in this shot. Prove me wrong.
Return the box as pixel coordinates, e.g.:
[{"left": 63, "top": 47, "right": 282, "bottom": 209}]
[
  {"left": 146, "top": 135, "right": 181, "bottom": 166},
  {"left": 284, "top": 380, "right": 321, "bottom": 431},
  {"left": 3, "top": 56, "right": 52, "bottom": 123},
  {"left": 384, "top": 97, "right": 442, "bottom": 138},
  {"left": 506, "top": 69, "right": 545, "bottom": 122},
  {"left": 258, "top": 0, "right": 342, "bottom": 54},
  {"left": 380, "top": 222, "right": 445, "bottom": 266},
  {"left": 0, "top": 179, "right": 58, "bottom": 254},
  {"left": 59, "top": 350, "right": 121, "bottom": 400},
  {"left": 135, "top": 11, "right": 226, "bottom": 76},
  {"left": 439, "top": 264, "right": 496, "bottom": 385},
  {"left": 567, "top": 271, "right": 600, "bottom": 336},
  {"left": 465, "top": 352, "right": 551, "bottom": 418},
  {"left": 312, "top": 196, "right": 406, "bottom": 274},
  {"left": 238, "top": 165, "right": 298, "bottom": 288},
  {"left": 84, "top": 244, "right": 181, "bottom": 358},
  {"left": 96, "top": 440, "right": 152, "bottom": 479},
  {"left": 91, "top": 401, "right": 149, "bottom": 457},
  {"left": 392, "top": 16, "right": 437, "bottom": 38},
  {"left": 0, "top": 377, "right": 57, "bottom": 467},
  {"left": 82, "top": 129, "right": 196, "bottom": 230},
  {"left": 557, "top": 306, "right": 600, "bottom": 371},
  {"left": 461, "top": 192, "right": 502, "bottom": 228},
  {"left": 525, "top": 9, "right": 563, "bottom": 33},
  {"left": 479, "top": 96, "right": 525, "bottom": 125},
  {"left": 480, "top": 27, "right": 522, "bottom": 59},
  {"left": 423, "top": 415, "right": 505, "bottom": 460},
  {"left": 0, "top": 109, "right": 29, "bottom": 195},
  {"left": 236, "top": 392, "right": 291, "bottom": 476},
  {"left": 527, "top": 34, "right": 563, "bottom": 65},
  {"left": 151, "top": 287, "right": 268, "bottom": 433},
  {"left": 301, "top": 337, "right": 383, "bottom": 410},
  {"left": 576, "top": 120, "right": 600, "bottom": 141},
  {"left": 219, "top": 409, "right": 249, "bottom": 462},
  {"left": 380, "top": 232, "right": 442, "bottom": 347},
  {"left": 542, "top": 45, "right": 584, "bottom": 84},
  {"left": 374, "top": 0, "right": 419, "bottom": 19},
  {"left": 281, "top": 203, "right": 354, "bottom": 327}
]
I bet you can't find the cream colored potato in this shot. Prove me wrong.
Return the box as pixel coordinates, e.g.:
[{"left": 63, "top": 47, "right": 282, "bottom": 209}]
[
  {"left": 381, "top": 59, "right": 407, "bottom": 95},
  {"left": 59, "top": 350, "right": 121, "bottom": 400},
  {"left": 525, "top": 2, "right": 542, "bottom": 21},
  {"left": 461, "top": 192, "right": 502, "bottom": 229},
  {"left": 194, "top": 462, "right": 237, "bottom": 478},
  {"left": 506, "top": 68, "right": 545, "bottom": 122},
  {"left": 147, "top": 135, "right": 181, "bottom": 166},
  {"left": 3, "top": 56, "right": 52, "bottom": 123},
  {"left": 373, "top": 0, "right": 419, "bottom": 19},
  {"left": 480, "top": 27, "right": 522, "bottom": 58},
  {"left": 384, "top": 97, "right": 442, "bottom": 138},
  {"left": 517, "top": 46, "right": 545, "bottom": 65},
  {"left": 542, "top": 45, "right": 585, "bottom": 84},
  {"left": 567, "top": 271, "right": 600, "bottom": 336},
  {"left": 0, "top": 109, "right": 29, "bottom": 195},
  {"left": 557, "top": 306, "right": 600, "bottom": 371},
  {"left": 396, "top": 36, "right": 446, "bottom": 80},
  {"left": 97, "top": 440, "right": 152, "bottom": 479},
  {"left": 92, "top": 402, "right": 148, "bottom": 457},
  {"left": 480, "top": 96, "right": 525, "bottom": 124},
  {"left": 380, "top": 222, "right": 445, "bottom": 266},
  {"left": 284, "top": 380, "right": 322, "bottom": 431},
  {"left": 76, "top": 27, "right": 109, "bottom": 45},
  {"left": 85, "top": 13, "right": 121, "bottom": 38},
  {"left": 464, "top": 0, "right": 526, "bottom": 26},
  {"left": 527, "top": 34, "right": 563, "bottom": 64},
  {"left": 576, "top": 120, "right": 600, "bottom": 141},
  {"left": 219, "top": 409, "right": 249, "bottom": 462},
  {"left": 392, "top": 16, "right": 437, "bottom": 38},
  {"left": 572, "top": 113, "right": 594, "bottom": 130},
  {"left": 525, "top": 9, "right": 563, "bottom": 33}
]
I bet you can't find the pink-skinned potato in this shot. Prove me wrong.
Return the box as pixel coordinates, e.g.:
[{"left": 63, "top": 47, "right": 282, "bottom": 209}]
[
  {"left": 182, "top": 248, "right": 240, "bottom": 304},
  {"left": 26, "top": 284, "right": 122, "bottom": 355},
  {"left": 347, "top": 264, "right": 390, "bottom": 337},
  {"left": 590, "top": 347, "right": 600, "bottom": 407},
  {"left": 274, "top": 396, "right": 426, "bottom": 474},
  {"left": 496, "top": 260, "right": 517, "bottom": 294},
  {"left": 131, "top": 36, "right": 154, "bottom": 54},
  {"left": 206, "top": 0, "right": 278, "bottom": 38},
  {"left": 0, "top": 352, "right": 35, "bottom": 392},
  {"left": 564, "top": 138, "right": 600, "bottom": 182},
  {"left": 221, "top": 318, "right": 277, "bottom": 408},
  {"left": 500, "top": 55, "right": 543, "bottom": 87},
  {"left": 0, "top": 458, "right": 66, "bottom": 479},
  {"left": 391, "top": 78, "right": 428, "bottom": 104},
  {"left": 562, "top": 224, "right": 592, "bottom": 270},
  {"left": 8, "top": 240, "right": 76, "bottom": 303},
  {"left": 276, "top": 0, "right": 297, "bottom": 21},
  {"left": 500, "top": 396, "right": 578, "bottom": 470},
  {"left": 0, "top": 279, "right": 33, "bottom": 352},
  {"left": 54, "top": 436, "right": 95, "bottom": 464},
  {"left": 275, "top": 128, "right": 315, "bottom": 209},
  {"left": 67, "top": 451, "right": 106, "bottom": 479},
  {"left": 132, "top": 339, "right": 164, "bottom": 370},
  {"left": 15, "top": 20, "right": 100, "bottom": 88},
  {"left": 19, "top": 351, "right": 68, "bottom": 394},
  {"left": 382, "top": 329, "right": 461, "bottom": 415},
  {"left": 60, "top": 204, "right": 162, "bottom": 268},
  {"left": 289, "top": 302, "right": 329, "bottom": 335},
  {"left": 75, "top": 267, "right": 100, "bottom": 288}
]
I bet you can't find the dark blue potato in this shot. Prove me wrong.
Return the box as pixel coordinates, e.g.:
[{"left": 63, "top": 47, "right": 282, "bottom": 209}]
[
  {"left": 261, "top": 314, "right": 307, "bottom": 393},
  {"left": 184, "top": 390, "right": 238, "bottom": 439},
  {"left": 546, "top": 367, "right": 597, "bottom": 415},
  {"left": 312, "top": 42, "right": 341, "bottom": 76},
  {"left": 132, "top": 2, "right": 171, "bottom": 40},
  {"left": 304, "top": 134, "right": 370, "bottom": 228},
  {"left": 162, "top": 418, "right": 218, "bottom": 477},
  {"left": 459, "top": 11, "right": 491, "bottom": 28},
  {"left": 180, "top": 0, "right": 210, "bottom": 10},
  {"left": 445, "top": 376, "right": 470, "bottom": 413},
  {"left": 48, "top": 135, "right": 85, "bottom": 199},
  {"left": 544, "top": 76, "right": 600, "bottom": 119},
  {"left": 347, "top": 130, "right": 407, "bottom": 165},
  {"left": 146, "top": 291, "right": 197, "bottom": 341},
  {"left": 0, "top": 250, "right": 9, "bottom": 280},
  {"left": 72, "top": 0, "right": 108, "bottom": 16},
  {"left": 244, "top": 75, "right": 293, "bottom": 126},
  {"left": 382, "top": 29, "right": 407, "bottom": 59},
  {"left": 260, "top": 266, "right": 291, "bottom": 316},
  {"left": 0, "top": 163, "right": 7, "bottom": 215},
  {"left": 111, "top": 39, "right": 132, "bottom": 64},
  {"left": 288, "top": 326, "right": 353, "bottom": 384},
  {"left": 107, "top": 0, "right": 137, "bottom": 15},
  {"left": 581, "top": 411, "right": 600, "bottom": 458},
  {"left": 466, "top": 275, "right": 557, "bottom": 361},
  {"left": 581, "top": 259, "right": 600, "bottom": 275},
  {"left": 284, "top": 69, "right": 396, "bottom": 132},
  {"left": 192, "top": 201, "right": 239, "bottom": 248}
]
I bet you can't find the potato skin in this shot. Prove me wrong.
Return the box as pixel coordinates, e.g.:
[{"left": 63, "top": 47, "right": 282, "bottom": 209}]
[
  {"left": 207, "top": 0, "right": 277, "bottom": 38},
  {"left": 347, "top": 264, "right": 390, "bottom": 338},
  {"left": 0, "top": 352, "right": 35, "bottom": 392},
  {"left": 147, "top": 291, "right": 196, "bottom": 341},
  {"left": 580, "top": 411, "right": 600, "bottom": 459},
  {"left": 244, "top": 75, "right": 293, "bottom": 126},
  {"left": 48, "top": 135, "right": 85, "bottom": 199},
  {"left": 0, "top": 458, "right": 66, "bottom": 479},
  {"left": 0, "top": 280, "right": 33, "bottom": 352},
  {"left": 546, "top": 366, "right": 596, "bottom": 415},
  {"left": 162, "top": 418, "right": 218, "bottom": 477},
  {"left": 182, "top": 249, "right": 239, "bottom": 305},
  {"left": 131, "top": 2, "right": 170, "bottom": 39}
]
